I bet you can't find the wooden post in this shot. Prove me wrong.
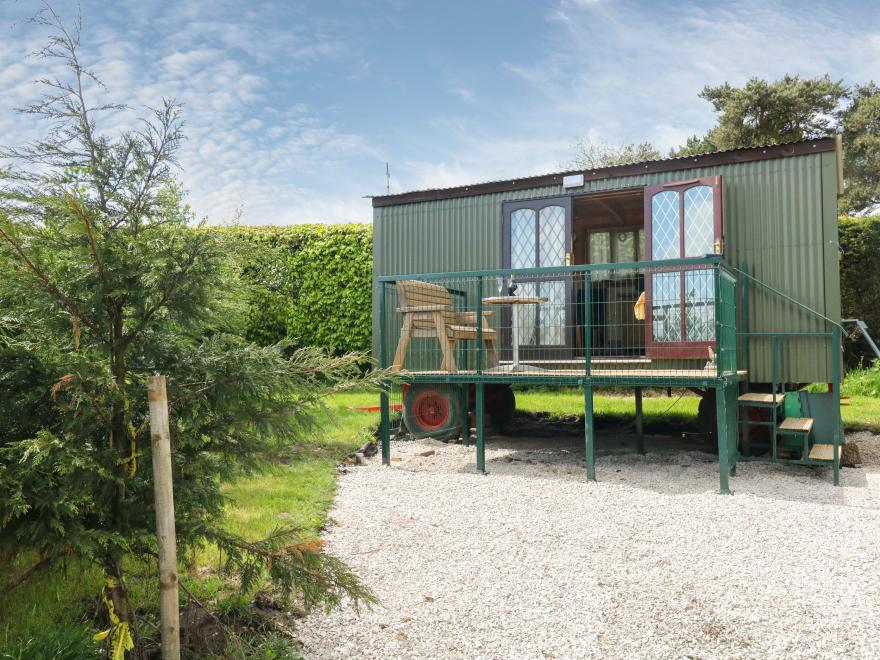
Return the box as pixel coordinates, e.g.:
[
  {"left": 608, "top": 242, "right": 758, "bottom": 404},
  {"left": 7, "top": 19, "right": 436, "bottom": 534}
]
[
  {"left": 379, "top": 385, "right": 391, "bottom": 465},
  {"left": 148, "top": 375, "right": 181, "bottom": 660},
  {"left": 379, "top": 282, "right": 392, "bottom": 465}
]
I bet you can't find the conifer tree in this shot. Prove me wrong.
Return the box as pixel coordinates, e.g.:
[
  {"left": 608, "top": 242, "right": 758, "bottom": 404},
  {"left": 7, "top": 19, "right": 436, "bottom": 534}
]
[{"left": 0, "top": 9, "right": 377, "bottom": 651}]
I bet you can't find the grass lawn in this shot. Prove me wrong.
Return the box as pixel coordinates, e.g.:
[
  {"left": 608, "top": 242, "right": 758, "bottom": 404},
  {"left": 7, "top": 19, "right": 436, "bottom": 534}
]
[
  {"left": 220, "top": 390, "right": 379, "bottom": 544},
  {"left": 515, "top": 385, "right": 879, "bottom": 434},
  {"left": 841, "top": 395, "right": 880, "bottom": 432},
  {"left": 515, "top": 387, "right": 700, "bottom": 425}
]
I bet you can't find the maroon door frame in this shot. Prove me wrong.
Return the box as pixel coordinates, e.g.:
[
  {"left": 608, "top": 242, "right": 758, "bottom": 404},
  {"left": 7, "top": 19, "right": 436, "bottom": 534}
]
[{"left": 643, "top": 175, "right": 723, "bottom": 359}]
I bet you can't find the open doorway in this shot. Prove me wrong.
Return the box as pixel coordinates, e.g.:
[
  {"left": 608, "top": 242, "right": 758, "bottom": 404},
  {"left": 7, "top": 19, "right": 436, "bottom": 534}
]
[{"left": 572, "top": 189, "right": 646, "bottom": 358}]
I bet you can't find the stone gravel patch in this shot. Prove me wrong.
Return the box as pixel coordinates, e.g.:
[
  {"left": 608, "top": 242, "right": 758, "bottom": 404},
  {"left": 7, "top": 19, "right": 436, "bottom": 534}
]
[{"left": 298, "top": 434, "right": 880, "bottom": 659}]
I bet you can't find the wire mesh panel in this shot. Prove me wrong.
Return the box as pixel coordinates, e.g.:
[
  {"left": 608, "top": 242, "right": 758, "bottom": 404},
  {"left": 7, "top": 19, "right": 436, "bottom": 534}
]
[
  {"left": 378, "top": 258, "right": 737, "bottom": 387},
  {"left": 717, "top": 271, "right": 737, "bottom": 375}
]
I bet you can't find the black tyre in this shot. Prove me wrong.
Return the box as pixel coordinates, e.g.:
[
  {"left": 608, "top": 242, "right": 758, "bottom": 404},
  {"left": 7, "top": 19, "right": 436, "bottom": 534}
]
[
  {"left": 486, "top": 384, "right": 516, "bottom": 432},
  {"left": 403, "top": 383, "right": 462, "bottom": 440},
  {"left": 697, "top": 389, "right": 717, "bottom": 448}
]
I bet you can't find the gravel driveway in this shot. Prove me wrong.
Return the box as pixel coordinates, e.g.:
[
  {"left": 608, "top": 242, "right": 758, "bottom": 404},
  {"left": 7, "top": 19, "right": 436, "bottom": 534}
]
[{"left": 298, "top": 433, "right": 880, "bottom": 659}]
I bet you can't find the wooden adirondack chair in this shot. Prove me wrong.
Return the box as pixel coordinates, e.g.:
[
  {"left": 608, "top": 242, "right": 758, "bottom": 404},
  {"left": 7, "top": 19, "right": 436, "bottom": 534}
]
[{"left": 391, "top": 280, "right": 498, "bottom": 372}]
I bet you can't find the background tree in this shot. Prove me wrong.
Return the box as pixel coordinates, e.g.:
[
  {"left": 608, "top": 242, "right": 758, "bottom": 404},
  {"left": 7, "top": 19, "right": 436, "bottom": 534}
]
[
  {"left": 567, "top": 139, "right": 661, "bottom": 170},
  {"left": 0, "top": 9, "right": 377, "bottom": 653},
  {"left": 572, "top": 76, "right": 879, "bottom": 215},
  {"left": 670, "top": 75, "right": 878, "bottom": 214},
  {"left": 839, "top": 83, "right": 880, "bottom": 213},
  {"left": 672, "top": 75, "right": 847, "bottom": 156}
]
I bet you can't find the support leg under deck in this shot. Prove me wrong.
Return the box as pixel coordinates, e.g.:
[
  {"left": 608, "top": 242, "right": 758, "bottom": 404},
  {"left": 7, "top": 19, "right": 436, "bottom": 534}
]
[
  {"left": 584, "top": 386, "right": 595, "bottom": 481},
  {"left": 461, "top": 384, "right": 470, "bottom": 447},
  {"left": 475, "top": 382, "right": 485, "bottom": 474},
  {"left": 380, "top": 384, "right": 390, "bottom": 466},
  {"left": 635, "top": 387, "right": 645, "bottom": 454},
  {"left": 716, "top": 383, "right": 731, "bottom": 495}
]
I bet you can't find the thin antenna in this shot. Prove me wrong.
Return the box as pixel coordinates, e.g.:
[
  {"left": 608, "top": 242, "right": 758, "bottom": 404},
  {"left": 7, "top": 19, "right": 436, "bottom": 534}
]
[{"left": 385, "top": 162, "right": 391, "bottom": 194}]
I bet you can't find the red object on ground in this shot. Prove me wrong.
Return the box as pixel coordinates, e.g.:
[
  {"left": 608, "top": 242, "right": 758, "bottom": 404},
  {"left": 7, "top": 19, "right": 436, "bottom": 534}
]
[{"left": 347, "top": 404, "right": 403, "bottom": 413}]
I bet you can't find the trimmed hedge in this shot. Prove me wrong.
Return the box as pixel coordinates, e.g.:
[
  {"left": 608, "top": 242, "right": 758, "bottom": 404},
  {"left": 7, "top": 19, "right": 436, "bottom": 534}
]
[
  {"left": 839, "top": 216, "right": 880, "bottom": 337},
  {"left": 217, "top": 225, "right": 372, "bottom": 354}
]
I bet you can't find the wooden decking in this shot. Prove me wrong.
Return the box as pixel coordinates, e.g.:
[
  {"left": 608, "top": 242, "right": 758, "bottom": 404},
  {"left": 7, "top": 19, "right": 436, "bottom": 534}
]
[
  {"left": 409, "top": 366, "right": 745, "bottom": 380},
  {"left": 403, "top": 355, "right": 746, "bottom": 382}
]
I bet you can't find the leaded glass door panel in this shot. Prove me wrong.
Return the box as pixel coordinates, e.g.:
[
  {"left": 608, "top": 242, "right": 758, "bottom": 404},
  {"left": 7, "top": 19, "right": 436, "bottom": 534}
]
[
  {"left": 502, "top": 197, "right": 573, "bottom": 361},
  {"left": 643, "top": 176, "right": 723, "bottom": 359}
]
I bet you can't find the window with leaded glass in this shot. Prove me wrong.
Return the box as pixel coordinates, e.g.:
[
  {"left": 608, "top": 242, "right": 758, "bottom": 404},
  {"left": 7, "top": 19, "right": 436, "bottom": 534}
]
[{"left": 502, "top": 197, "right": 572, "bottom": 354}]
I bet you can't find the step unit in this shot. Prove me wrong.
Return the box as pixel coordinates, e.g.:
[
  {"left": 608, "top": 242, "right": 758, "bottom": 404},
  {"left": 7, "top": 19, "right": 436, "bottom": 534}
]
[{"left": 737, "top": 391, "right": 834, "bottom": 464}]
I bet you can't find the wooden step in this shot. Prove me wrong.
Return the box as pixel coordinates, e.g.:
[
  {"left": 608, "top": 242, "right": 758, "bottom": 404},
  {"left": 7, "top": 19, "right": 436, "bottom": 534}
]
[
  {"left": 778, "top": 417, "right": 814, "bottom": 433},
  {"left": 738, "top": 392, "right": 782, "bottom": 405},
  {"left": 808, "top": 443, "right": 839, "bottom": 461}
]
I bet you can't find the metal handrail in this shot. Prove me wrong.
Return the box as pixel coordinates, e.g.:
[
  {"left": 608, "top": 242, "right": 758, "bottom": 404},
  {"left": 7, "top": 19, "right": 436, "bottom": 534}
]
[
  {"left": 732, "top": 266, "right": 842, "bottom": 331},
  {"left": 378, "top": 255, "right": 723, "bottom": 283}
]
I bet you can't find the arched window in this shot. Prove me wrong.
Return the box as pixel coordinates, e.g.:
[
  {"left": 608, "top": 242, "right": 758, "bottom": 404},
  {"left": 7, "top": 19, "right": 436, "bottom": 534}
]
[{"left": 503, "top": 197, "right": 572, "bottom": 354}]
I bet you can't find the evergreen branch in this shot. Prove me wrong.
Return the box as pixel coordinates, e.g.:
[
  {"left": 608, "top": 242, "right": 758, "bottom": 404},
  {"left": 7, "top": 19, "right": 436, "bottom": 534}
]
[
  {"left": 123, "top": 231, "right": 207, "bottom": 344},
  {"left": 0, "top": 220, "right": 103, "bottom": 337},
  {"left": 210, "top": 528, "right": 380, "bottom": 613},
  {"left": 176, "top": 580, "right": 246, "bottom": 650},
  {"left": 38, "top": 5, "right": 109, "bottom": 210},
  {"left": 66, "top": 193, "right": 111, "bottom": 294},
  {"left": 113, "top": 101, "right": 184, "bottom": 231},
  {"left": 72, "top": 370, "right": 114, "bottom": 429}
]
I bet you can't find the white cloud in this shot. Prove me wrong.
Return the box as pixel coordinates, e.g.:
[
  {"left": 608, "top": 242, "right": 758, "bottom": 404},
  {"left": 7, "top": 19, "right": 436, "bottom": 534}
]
[
  {"left": 449, "top": 85, "right": 475, "bottom": 102},
  {"left": 503, "top": 0, "right": 880, "bottom": 155},
  {"left": 399, "top": 119, "right": 573, "bottom": 192},
  {"left": 383, "top": 0, "right": 880, "bottom": 197},
  {"left": 0, "top": 0, "right": 378, "bottom": 225}
]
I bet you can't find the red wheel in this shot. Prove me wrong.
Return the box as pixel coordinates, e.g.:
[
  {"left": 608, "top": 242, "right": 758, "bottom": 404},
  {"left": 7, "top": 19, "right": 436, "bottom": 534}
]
[
  {"left": 403, "top": 384, "right": 462, "bottom": 440},
  {"left": 412, "top": 389, "right": 450, "bottom": 430}
]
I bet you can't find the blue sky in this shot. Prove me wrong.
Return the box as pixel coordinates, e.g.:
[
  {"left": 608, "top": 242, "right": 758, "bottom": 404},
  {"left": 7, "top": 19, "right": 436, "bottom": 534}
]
[{"left": 1, "top": 0, "right": 878, "bottom": 224}]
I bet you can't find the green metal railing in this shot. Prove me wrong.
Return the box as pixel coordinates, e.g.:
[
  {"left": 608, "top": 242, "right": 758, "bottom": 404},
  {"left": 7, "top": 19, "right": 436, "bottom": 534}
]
[{"left": 378, "top": 256, "right": 738, "bottom": 388}]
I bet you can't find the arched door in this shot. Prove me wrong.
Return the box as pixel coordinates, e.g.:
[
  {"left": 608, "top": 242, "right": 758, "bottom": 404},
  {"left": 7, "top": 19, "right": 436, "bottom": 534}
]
[
  {"left": 644, "top": 176, "right": 724, "bottom": 359},
  {"left": 502, "top": 197, "right": 573, "bottom": 361}
]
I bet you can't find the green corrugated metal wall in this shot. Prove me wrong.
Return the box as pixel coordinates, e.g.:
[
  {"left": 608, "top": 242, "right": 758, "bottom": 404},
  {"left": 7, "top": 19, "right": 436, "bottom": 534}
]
[{"left": 373, "top": 151, "right": 841, "bottom": 383}]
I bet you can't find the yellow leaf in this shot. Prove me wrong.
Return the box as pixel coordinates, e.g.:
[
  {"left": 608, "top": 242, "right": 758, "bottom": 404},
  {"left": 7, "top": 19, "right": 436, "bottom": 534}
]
[
  {"left": 93, "top": 629, "right": 111, "bottom": 641},
  {"left": 112, "top": 622, "right": 134, "bottom": 660}
]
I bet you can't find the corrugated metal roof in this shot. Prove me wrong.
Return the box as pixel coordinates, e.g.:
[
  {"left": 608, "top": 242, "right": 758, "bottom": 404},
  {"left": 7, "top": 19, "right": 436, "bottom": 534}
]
[{"left": 372, "top": 137, "right": 838, "bottom": 207}]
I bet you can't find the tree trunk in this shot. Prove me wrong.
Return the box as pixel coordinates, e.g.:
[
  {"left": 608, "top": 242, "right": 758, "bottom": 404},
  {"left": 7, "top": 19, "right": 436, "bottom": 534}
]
[
  {"left": 107, "top": 309, "right": 136, "bottom": 653},
  {"left": 104, "top": 559, "right": 133, "bottom": 622}
]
